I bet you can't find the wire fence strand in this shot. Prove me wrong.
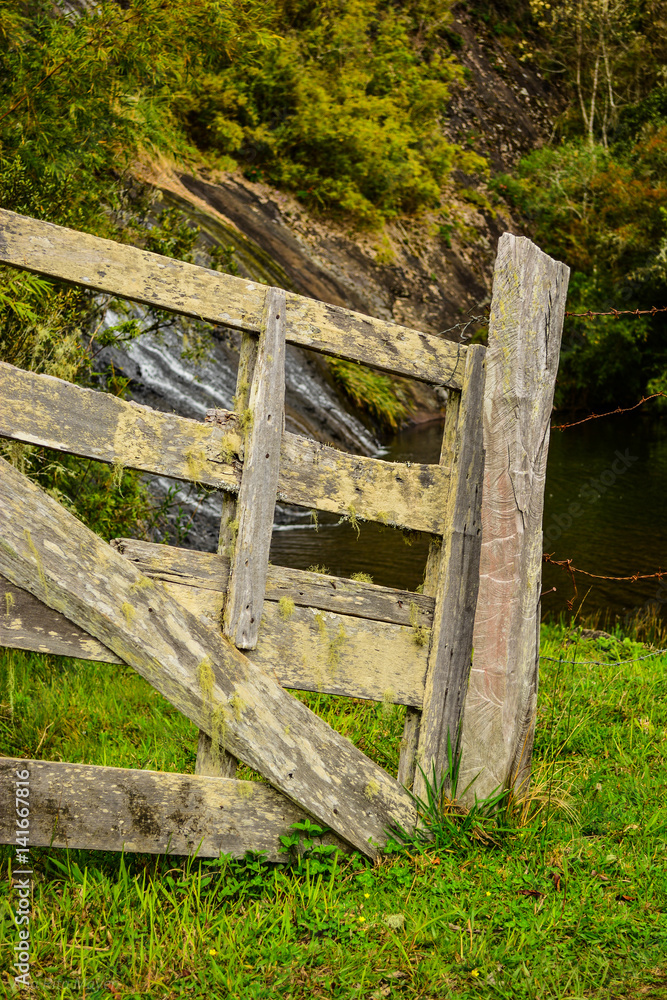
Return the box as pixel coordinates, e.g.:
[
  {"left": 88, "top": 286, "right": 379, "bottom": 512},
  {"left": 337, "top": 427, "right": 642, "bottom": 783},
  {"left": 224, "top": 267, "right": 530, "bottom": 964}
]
[
  {"left": 565, "top": 305, "right": 667, "bottom": 319},
  {"left": 540, "top": 648, "right": 667, "bottom": 666}
]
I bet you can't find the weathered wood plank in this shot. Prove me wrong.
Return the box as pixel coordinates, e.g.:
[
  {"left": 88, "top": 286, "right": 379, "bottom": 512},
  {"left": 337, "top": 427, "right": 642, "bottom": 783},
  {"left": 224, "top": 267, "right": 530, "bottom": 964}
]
[
  {"left": 397, "top": 709, "right": 420, "bottom": 788},
  {"left": 113, "top": 538, "right": 435, "bottom": 628},
  {"left": 200, "top": 334, "right": 258, "bottom": 778},
  {"left": 214, "top": 332, "right": 257, "bottom": 560},
  {"left": 277, "top": 433, "right": 449, "bottom": 533},
  {"left": 397, "top": 496, "right": 448, "bottom": 789},
  {"left": 0, "top": 208, "right": 468, "bottom": 388},
  {"left": 0, "top": 458, "right": 417, "bottom": 856},
  {"left": 284, "top": 292, "right": 467, "bottom": 388},
  {"left": 0, "top": 578, "right": 117, "bottom": 662},
  {"left": 0, "top": 361, "right": 241, "bottom": 489},
  {"left": 459, "top": 235, "right": 569, "bottom": 802},
  {"left": 161, "top": 583, "right": 428, "bottom": 707},
  {"left": 224, "top": 288, "right": 286, "bottom": 649},
  {"left": 250, "top": 602, "right": 427, "bottom": 708},
  {"left": 412, "top": 345, "right": 486, "bottom": 802},
  {"left": 0, "top": 572, "right": 429, "bottom": 707},
  {"left": 0, "top": 363, "right": 449, "bottom": 534},
  {"left": 0, "top": 758, "right": 348, "bottom": 860}
]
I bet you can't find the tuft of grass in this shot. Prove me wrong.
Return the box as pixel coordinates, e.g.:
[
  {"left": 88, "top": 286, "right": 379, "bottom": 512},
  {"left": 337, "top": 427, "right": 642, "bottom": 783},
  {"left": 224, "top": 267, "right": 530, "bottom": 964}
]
[
  {"left": 306, "top": 564, "right": 330, "bottom": 575},
  {"left": 1, "top": 622, "right": 667, "bottom": 998},
  {"left": 327, "top": 358, "right": 411, "bottom": 431}
]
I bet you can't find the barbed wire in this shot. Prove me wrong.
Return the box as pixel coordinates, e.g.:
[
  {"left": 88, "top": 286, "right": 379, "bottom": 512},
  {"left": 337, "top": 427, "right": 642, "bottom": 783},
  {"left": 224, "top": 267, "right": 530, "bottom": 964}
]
[
  {"left": 542, "top": 553, "right": 667, "bottom": 610},
  {"left": 565, "top": 305, "right": 667, "bottom": 319},
  {"left": 540, "top": 648, "right": 667, "bottom": 666},
  {"left": 439, "top": 312, "right": 488, "bottom": 341},
  {"left": 552, "top": 392, "right": 666, "bottom": 430},
  {"left": 543, "top": 553, "right": 667, "bottom": 584}
]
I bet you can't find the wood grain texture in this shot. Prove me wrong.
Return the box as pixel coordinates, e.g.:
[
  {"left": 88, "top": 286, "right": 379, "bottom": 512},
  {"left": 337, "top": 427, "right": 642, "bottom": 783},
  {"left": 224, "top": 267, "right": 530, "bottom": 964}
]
[
  {"left": 246, "top": 602, "right": 428, "bottom": 708},
  {"left": 200, "top": 333, "right": 257, "bottom": 778},
  {"left": 1, "top": 578, "right": 117, "bottom": 662},
  {"left": 0, "top": 363, "right": 449, "bottom": 533},
  {"left": 459, "top": 234, "right": 569, "bottom": 802},
  {"left": 0, "top": 208, "right": 467, "bottom": 388},
  {"left": 0, "top": 758, "right": 348, "bottom": 860},
  {"left": 224, "top": 288, "right": 286, "bottom": 649},
  {"left": 397, "top": 709, "right": 420, "bottom": 788},
  {"left": 111, "top": 539, "right": 434, "bottom": 627},
  {"left": 397, "top": 456, "right": 450, "bottom": 790},
  {"left": 412, "top": 346, "right": 486, "bottom": 802},
  {"left": 215, "top": 332, "right": 257, "bottom": 559},
  {"left": 0, "top": 574, "right": 429, "bottom": 707},
  {"left": 0, "top": 361, "right": 241, "bottom": 490},
  {"left": 0, "top": 458, "right": 417, "bottom": 856},
  {"left": 278, "top": 433, "right": 449, "bottom": 534}
]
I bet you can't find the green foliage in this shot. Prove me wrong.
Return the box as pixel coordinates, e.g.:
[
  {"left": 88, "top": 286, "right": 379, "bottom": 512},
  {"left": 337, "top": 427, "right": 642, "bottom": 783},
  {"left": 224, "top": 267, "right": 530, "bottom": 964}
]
[
  {"left": 493, "top": 0, "right": 667, "bottom": 409},
  {"left": 0, "top": 0, "right": 482, "bottom": 231},
  {"left": 527, "top": 0, "right": 667, "bottom": 144},
  {"left": 185, "top": 0, "right": 484, "bottom": 225},
  {"left": 328, "top": 358, "right": 410, "bottom": 430},
  {"left": 497, "top": 132, "right": 667, "bottom": 408}
]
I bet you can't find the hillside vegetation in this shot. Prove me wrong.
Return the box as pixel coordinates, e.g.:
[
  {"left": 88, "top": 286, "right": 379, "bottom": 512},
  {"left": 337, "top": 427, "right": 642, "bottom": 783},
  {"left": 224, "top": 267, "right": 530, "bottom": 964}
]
[
  {"left": 489, "top": 0, "right": 667, "bottom": 410},
  {"left": 0, "top": 0, "right": 666, "bottom": 536}
]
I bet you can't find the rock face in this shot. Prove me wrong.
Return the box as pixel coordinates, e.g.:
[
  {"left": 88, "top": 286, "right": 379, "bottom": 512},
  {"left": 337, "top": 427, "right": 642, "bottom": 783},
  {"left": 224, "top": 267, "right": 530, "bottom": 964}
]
[{"left": 444, "top": 9, "right": 562, "bottom": 172}]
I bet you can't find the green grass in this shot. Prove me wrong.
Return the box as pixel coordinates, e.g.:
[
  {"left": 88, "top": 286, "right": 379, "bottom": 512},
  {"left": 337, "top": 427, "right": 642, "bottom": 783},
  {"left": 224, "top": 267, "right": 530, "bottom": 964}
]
[{"left": 1, "top": 622, "right": 667, "bottom": 998}]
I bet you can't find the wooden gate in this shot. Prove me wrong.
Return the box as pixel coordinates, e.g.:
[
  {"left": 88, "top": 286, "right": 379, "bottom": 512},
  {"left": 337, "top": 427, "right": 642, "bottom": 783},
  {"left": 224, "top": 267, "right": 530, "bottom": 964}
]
[{"left": 0, "top": 209, "right": 568, "bottom": 859}]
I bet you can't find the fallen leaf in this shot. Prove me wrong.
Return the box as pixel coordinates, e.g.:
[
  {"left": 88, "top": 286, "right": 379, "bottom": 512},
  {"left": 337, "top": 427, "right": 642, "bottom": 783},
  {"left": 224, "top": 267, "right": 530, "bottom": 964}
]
[
  {"left": 616, "top": 894, "right": 635, "bottom": 903},
  {"left": 517, "top": 889, "right": 545, "bottom": 899},
  {"left": 551, "top": 872, "right": 563, "bottom": 892}
]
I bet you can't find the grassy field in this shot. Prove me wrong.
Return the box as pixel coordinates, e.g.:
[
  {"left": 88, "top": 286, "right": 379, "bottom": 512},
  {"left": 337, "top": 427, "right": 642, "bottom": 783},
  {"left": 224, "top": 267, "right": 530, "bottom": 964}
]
[{"left": 1, "top": 620, "right": 666, "bottom": 999}]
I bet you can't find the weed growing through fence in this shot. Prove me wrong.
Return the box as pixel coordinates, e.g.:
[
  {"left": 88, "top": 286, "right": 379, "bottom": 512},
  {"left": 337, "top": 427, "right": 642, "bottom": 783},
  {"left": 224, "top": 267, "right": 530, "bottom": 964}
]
[
  {"left": 1, "top": 621, "right": 666, "bottom": 997},
  {"left": 409, "top": 600, "right": 430, "bottom": 646}
]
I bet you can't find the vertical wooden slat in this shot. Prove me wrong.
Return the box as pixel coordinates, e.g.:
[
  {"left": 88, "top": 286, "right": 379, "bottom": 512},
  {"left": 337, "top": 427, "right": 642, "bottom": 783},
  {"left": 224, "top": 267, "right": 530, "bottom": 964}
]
[
  {"left": 397, "top": 709, "right": 420, "bottom": 787},
  {"left": 459, "top": 235, "right": 569, "bottom": 802},
  {"left": 412, "top": 345, "right": 486, "bottom": 803},
  {"left": 224, "top": 287, "right": 287, "bottom": 649},
  {"left": 217, "top": 333, "right": 259, "bottom": 559},
  {"left": 396, "top": 399, "right": 459, "bottom": 790},
  {"left": 196, "top": 332, "right": 258, "bottom": 778}
]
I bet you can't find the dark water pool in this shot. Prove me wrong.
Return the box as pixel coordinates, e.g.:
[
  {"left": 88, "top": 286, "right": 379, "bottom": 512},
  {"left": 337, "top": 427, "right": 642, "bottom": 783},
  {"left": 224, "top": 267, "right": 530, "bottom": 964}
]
[{"left": 269, "top": 413, "right": 667, "bottom": 621}]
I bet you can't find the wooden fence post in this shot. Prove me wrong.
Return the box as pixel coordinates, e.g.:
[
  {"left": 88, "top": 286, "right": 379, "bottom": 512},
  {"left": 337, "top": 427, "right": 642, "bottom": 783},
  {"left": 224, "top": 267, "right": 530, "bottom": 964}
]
[{"left": 458, "top": 234, "right": 569, "bottom": 802}]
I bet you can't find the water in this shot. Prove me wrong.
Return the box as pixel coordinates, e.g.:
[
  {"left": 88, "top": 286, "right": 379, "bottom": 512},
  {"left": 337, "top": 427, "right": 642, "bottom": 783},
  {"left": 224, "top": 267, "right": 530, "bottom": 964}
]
[
  {"left": 270, "top": 414, "right": 667, "bottom": 621},
  {"left": 541, "top": 413, "right": 667, "bottom": 621}
]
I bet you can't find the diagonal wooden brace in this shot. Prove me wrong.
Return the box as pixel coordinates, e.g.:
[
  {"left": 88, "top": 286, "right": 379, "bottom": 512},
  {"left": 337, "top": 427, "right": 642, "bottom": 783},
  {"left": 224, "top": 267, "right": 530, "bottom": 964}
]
[{"left": 0, "top": 457, "right": 416, "bottom": 858}]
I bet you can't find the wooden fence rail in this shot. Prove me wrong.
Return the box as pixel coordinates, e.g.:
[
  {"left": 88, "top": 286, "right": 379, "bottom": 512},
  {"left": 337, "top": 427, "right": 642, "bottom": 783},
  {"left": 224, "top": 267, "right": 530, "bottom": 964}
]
[{"left": 0, "top": 208, "right": 569, "bottom": 858}]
